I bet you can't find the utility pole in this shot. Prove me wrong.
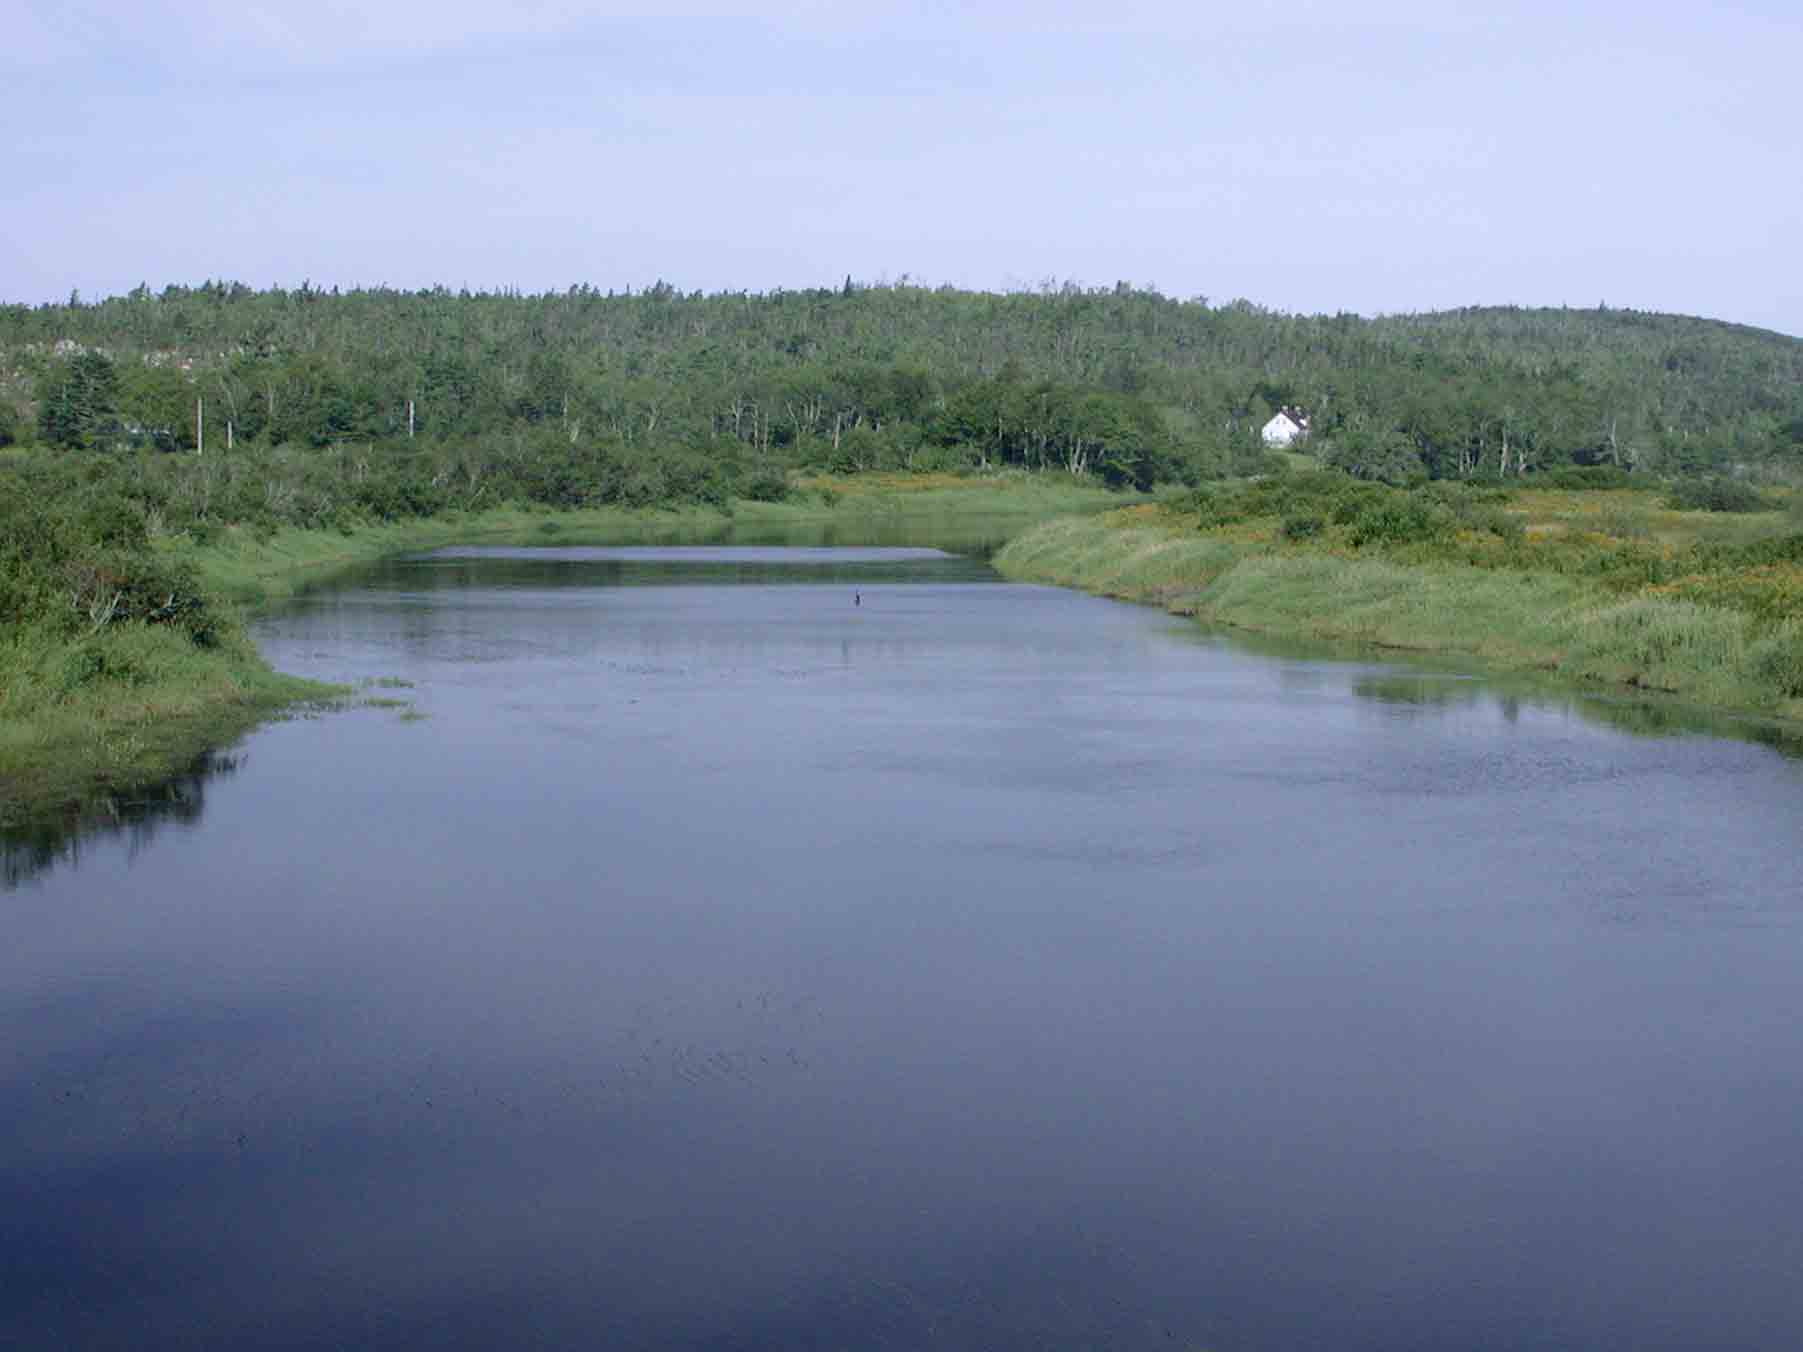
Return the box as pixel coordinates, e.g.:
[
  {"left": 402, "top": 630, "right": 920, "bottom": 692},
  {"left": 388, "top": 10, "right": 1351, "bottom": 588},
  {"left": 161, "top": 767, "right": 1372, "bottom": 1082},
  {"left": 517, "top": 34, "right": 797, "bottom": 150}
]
[
  {"left": 196, "top": 397, "right": 203, "bottom": 455},
  {"left": 226, "top": 419, "right": 234, "bottom": 451},
  {"left": 408, "top": 398, "right": 415, "bottom": 439}
]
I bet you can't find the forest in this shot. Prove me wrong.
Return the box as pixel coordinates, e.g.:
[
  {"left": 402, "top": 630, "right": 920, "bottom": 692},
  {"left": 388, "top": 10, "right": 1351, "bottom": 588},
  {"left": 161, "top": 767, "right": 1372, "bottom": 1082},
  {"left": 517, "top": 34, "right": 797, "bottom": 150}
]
[{"left": 3, "top": 281, "right": 1801, "bottom": 503}]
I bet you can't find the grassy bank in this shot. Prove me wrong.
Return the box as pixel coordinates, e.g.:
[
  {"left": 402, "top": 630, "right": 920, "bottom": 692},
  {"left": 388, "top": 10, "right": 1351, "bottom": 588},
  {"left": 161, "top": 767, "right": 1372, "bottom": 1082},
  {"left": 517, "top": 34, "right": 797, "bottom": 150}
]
[
  {"left": 183, "top": 502, "right": 737, "bottom": 609},
  {"left": 2, "top": 470, "right": 1118, "bottom": 827},
  {"left": 185, "top": 471, "right": 1117, "bottom": 606},
  {"left": 995, "top": 481, "right": 1803, "bottom": 722},
  {"left": 0, "top": 624, "right": 328, "bottom": 821}
]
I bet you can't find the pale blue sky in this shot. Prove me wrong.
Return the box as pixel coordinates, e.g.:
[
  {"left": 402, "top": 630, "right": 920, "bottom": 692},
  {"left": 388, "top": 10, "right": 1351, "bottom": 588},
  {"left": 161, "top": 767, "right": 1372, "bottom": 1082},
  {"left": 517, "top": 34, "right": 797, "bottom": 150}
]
[{"left": 8, "top": 1, "right": 1801, "bottom": 334}]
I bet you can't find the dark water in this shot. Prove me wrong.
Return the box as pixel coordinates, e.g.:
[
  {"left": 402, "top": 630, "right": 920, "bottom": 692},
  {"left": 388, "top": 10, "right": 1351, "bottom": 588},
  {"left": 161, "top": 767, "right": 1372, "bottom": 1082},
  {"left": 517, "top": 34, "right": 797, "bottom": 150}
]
[{"left": 7, "top": 546, "right": 1803, "bottom": 1350}]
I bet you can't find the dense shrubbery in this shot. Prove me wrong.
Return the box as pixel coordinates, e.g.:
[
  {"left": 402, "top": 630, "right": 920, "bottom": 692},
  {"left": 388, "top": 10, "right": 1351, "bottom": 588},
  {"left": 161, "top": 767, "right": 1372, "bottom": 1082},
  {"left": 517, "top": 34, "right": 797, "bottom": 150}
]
[
  {"left": 1345, "top": 497, "right": 1456, "bottom": 548},
  {"left": 1183, "top": 472, "right": 1508, "bottom": 551},
  {"left": 1545, "top": 465, "right": 1635, "bottom": 491},
  {"left": 0, "top": 459, "right": 222, "bottom": 647},
  {"left": 1665, "top": 478, "right": 1774, "bottom": 513},
  {"left": 1279, "top": 512, "right": 1324, "bottom": 540}
]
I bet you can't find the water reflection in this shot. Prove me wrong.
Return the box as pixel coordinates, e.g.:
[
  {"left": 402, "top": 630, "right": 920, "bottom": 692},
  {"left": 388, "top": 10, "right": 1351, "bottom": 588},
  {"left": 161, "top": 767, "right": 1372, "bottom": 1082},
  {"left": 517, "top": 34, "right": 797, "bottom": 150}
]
[
  {"left": 397, "top": 512, "right": 1026, "bottom": 559},
  {"left": 1242, "top": 628, "right": 1803, "bottom": 760},
  {"left": 382, "top": 545, "right": 997, "bottom": 592},
  {"left": 1347, "top": 670, "right": 1803, "bottom": 757},
  {"left": 2, "top": 753, "right": 239, "bottom": 891}
]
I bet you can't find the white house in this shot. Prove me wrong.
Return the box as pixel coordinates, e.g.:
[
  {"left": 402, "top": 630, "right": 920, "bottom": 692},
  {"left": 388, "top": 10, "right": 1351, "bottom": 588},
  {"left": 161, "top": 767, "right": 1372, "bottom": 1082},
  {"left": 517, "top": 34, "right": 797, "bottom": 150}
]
[{"left": 1261, "top": 408, "right": 1309, "bottom": 447}]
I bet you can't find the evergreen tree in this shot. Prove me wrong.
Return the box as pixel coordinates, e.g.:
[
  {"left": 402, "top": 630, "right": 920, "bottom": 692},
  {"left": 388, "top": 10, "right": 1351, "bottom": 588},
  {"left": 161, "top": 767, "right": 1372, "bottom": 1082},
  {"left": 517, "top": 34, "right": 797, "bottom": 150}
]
[{"left": 36, "top": 351, "right": 122, "bottom": 449}]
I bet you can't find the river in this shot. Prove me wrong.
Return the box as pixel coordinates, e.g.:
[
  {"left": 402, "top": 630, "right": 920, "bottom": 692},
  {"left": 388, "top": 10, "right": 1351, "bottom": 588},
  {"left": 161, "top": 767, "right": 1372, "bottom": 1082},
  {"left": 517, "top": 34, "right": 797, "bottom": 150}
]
[{"left": 6, "top": 542, "right": 1803, "bottom": 1350}]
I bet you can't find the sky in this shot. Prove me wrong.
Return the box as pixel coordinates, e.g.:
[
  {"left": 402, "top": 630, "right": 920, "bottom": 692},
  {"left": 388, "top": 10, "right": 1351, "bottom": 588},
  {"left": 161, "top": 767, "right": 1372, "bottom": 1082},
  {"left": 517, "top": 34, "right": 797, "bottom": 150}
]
[{"left": 8, "top": 1, "right": 1801, "bottom": 335}]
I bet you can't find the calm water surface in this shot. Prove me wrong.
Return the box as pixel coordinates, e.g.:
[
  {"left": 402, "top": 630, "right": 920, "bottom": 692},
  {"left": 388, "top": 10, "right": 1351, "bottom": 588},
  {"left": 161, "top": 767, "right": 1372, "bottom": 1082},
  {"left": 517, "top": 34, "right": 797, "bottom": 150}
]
[{"left": 6, "top": 545, "right": 1803, "bottom": 1350}]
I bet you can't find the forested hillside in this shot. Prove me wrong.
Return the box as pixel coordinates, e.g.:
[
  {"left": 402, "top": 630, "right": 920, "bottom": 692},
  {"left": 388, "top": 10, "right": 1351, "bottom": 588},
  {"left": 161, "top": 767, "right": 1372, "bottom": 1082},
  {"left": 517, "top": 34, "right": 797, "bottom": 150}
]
[{"left": 3, "top": 282, "right": 1800, "bottom": 491}]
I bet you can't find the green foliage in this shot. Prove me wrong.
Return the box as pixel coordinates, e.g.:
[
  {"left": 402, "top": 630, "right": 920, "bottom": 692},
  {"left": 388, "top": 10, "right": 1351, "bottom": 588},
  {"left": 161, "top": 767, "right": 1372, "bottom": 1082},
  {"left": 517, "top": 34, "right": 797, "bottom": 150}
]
[
  {"left": 737, "top": 467, "right": 791, "bottom": 502},
  {"left": 1183, "top": 485, "right": 1248, "bottom": 528},
  {"left": 1665, "top": 478, "right": 1775, "bottom": 513},
  {"left": 1323, "top": 425, "right": 1424, "bottom": 484},
  {"left": 1001, "top": 512, "right": 1803, "bottom": 719},
  {"left": 35, "top": 351, "right": 122, "bottom": 448},
  {"left": 0, "top": 457, "right": 221, "bottom": 645},
  {"left": 1596, "top": 506, "right": 1652, "bottom": 540},
  {"left": 1474, "top": 507, "right": 1526, "bottom": 544},
  {"left": 1181, "top": 471, "right": 1515, "bottom": 554},
  {"left": 119, "top": 363, "right": 197, "bottom": 451},
  {"left": 1280, "top": 512, "right": 1324, "bottom": 540},
  {"left": 1544, "top": 465, "right": 1633, "bottom": 490},
  {"left": 5, "top": 283, "right": 1794, "bottom": 489},
  {"left": 1346, "top": 498, "right": 1456, "bottom": 548},
  {"left": 1750, "top": 634, "right": 1803, "bottom": 698}
]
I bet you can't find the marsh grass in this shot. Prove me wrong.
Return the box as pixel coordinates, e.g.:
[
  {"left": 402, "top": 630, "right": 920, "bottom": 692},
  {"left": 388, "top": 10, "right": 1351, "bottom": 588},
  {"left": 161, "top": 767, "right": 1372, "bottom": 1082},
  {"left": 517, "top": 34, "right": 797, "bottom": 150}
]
[
  {"left": 0, "top": 621, "right": 341, "bottom": 827},
  {"left": 996, "top": 484, "right": 1803, "bottom": 720}
]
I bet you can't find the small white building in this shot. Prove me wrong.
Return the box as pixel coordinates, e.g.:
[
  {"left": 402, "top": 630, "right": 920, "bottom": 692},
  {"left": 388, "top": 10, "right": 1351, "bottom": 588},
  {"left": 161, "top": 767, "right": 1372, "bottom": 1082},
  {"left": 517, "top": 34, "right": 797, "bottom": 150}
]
[{"left": 1261, "top": 408, "right": 1309, "bottom": 447}]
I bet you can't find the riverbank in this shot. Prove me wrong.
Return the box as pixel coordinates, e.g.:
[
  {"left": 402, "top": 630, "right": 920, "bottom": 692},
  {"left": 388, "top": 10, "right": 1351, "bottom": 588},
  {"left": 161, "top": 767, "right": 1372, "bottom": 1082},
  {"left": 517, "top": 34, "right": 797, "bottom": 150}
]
[
  {"left": 190, "top": 472, "right": 1116, "bottom": 607},
  {"left": 2, "top": 473, "right": 1118, "bottom": 827},
  {"left": 995, "top": 485, "right": 1803, "bottom": 723}
]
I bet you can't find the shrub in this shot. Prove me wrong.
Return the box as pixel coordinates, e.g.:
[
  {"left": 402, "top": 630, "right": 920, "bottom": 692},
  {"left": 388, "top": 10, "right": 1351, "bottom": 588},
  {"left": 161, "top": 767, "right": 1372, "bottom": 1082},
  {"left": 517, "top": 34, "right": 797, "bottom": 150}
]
[
  {"left": 1347, "top": 498, "right": 1455, "bottom": 548},
  {"left": 618, "top": 464, "right": 670, "bottom": 508},
  {"left": 1330, "top": 487, "right": 1383, "bottom": 525},
  {"left": 908, "top": 444, "right": 973, "bottom": 474},
  {"left": 1280, "top": 512, "right": 1324, "bottom": 541},
  {"left": 1750, "top": 633, "right": 1803, "bottom": 699},
  {"left": 1186, "top": 485, "right": 1246, "bottom": 528},
  {"left": 1471, "top": 506, "right": 1525, "bottom": 543},
  {"left": 738, "top": 468, "right": 791, "bottom": 502},
  {"left": 1545, "top": 465, "right": 1633, "bottom": 491},
  {"left": 1666, "top": 478, "right": 1774, "bottom": 513},
  {"left": 59, "top": 645, "right": 110, "bottom": 694}
]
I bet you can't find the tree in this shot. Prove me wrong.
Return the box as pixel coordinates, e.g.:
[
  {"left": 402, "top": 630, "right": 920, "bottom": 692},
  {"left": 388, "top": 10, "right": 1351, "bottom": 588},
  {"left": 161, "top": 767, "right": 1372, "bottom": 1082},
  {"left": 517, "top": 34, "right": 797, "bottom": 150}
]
[
  {"left": 36, "top": 351, "right": 122, "bottom": 449},
  {"left": 120, "top": 363, "right": 196, "bottom": 451}
]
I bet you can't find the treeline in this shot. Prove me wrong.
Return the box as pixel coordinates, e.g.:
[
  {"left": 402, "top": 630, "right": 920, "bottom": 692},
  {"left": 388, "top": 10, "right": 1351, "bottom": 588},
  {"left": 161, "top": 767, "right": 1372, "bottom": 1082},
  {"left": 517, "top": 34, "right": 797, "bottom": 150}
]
[{"left": 3, "top": 281, "right": 1802, "bottom": 487}]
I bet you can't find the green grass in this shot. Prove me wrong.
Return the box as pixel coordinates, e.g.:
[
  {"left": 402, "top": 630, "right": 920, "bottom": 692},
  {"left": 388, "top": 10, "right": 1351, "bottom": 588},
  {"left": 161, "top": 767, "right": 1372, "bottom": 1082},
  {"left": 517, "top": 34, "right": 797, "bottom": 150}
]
[
  {"left": 0, "top": 620, "right": 338, "bottom": 825},
  {"left": 175, "top": 474, "right": 1123, "bottom": 607},
  {"left": 995, "top": 496, "right": 1803, "bottom": 722},
  {"left": 177, "top": 503, "right": 740, "bottom": 608}
]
